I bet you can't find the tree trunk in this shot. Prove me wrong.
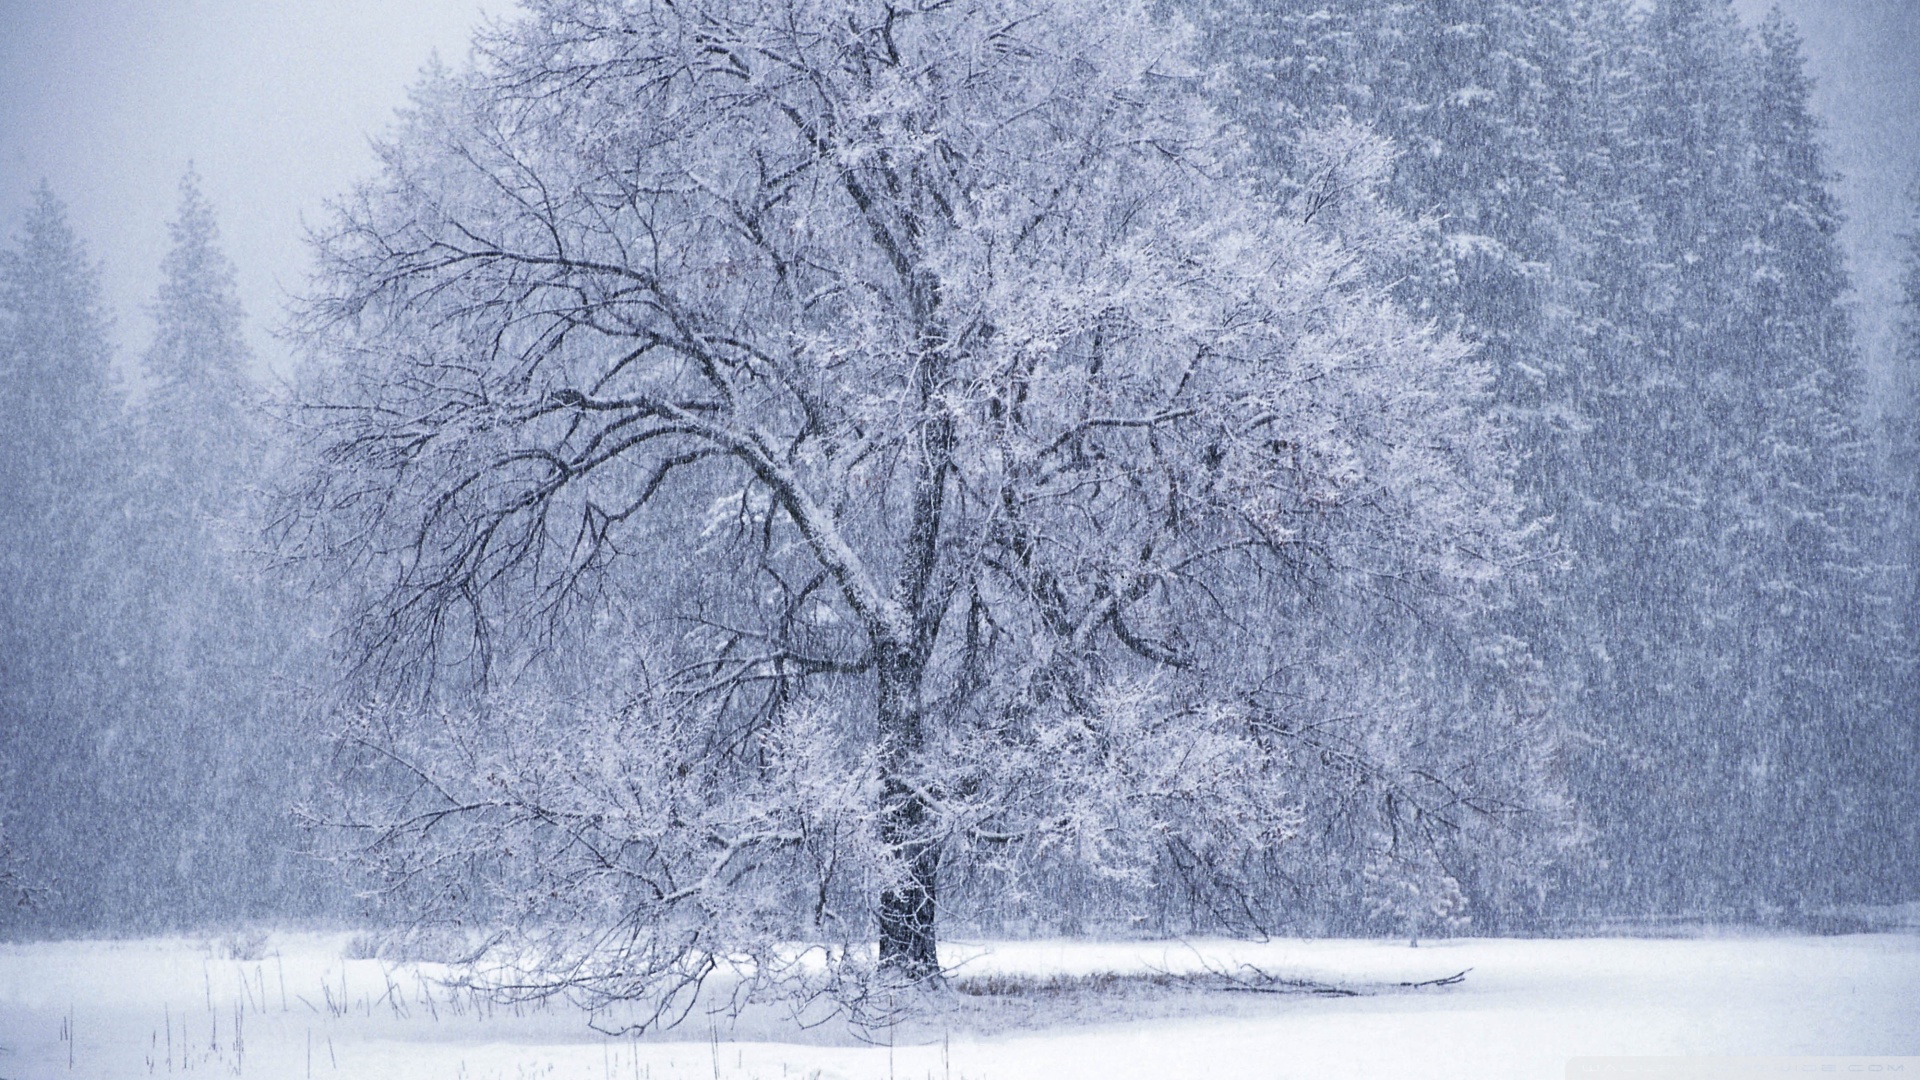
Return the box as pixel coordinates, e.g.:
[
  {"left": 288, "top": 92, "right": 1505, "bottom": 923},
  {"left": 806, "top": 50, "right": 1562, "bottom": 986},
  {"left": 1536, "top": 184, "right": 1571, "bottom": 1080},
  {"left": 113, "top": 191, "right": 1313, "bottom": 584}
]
[{"left": 874, "top": 639, "right": 939, "bottom": 979}]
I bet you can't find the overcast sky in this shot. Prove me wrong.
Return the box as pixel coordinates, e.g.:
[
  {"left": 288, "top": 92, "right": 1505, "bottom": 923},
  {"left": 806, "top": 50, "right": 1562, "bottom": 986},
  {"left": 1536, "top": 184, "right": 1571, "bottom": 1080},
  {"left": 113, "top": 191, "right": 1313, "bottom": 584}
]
[{"left": 2, "top": 0, "right": 1916, "bottom": 399}]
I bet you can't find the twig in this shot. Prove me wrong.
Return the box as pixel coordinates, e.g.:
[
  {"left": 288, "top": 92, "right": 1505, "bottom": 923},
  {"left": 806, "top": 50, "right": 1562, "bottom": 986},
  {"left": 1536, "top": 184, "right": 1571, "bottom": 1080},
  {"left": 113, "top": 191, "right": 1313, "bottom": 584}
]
[
  {"left": 1398, "top": 968, "right": 1471, "bottom": 988},
  {"left": 1149, "top": 955, "right": 1360, "bottom": 997}
]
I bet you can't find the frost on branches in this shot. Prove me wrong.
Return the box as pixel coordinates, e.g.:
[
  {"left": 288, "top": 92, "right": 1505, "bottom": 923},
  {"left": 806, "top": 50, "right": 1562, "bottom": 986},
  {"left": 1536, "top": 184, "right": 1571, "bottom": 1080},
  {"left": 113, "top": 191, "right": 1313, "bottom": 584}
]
[{"left": 274, "top": 0, "right": 1552, "bottom": 1025}]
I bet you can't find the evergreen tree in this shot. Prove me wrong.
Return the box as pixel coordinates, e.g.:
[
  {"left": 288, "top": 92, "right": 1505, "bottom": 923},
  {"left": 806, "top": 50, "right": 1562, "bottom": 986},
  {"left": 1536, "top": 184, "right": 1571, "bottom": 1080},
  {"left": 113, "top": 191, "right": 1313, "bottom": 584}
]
[
  {"left": 1730, "top": 14, "right": 1896, "bottom": 904},
  {"left": 1881, "top": 192, "right": 1920, "bottom": 901},
  {"left": 1195, "top": 0, "right": 1619, "bottom": 925},
  {"left": 141, "top": 169, "right": 256, "bottom": 482},
  {"left": 0, "top": 185, "right": 121, "bottom": 931},
  {"left": 1579, "top": 1, "right": 1896, "bottom": 913},
  {"left": 1569, "top": 0, "right": 1761, "bottom": 915},
  {"left": 1194, "top": 0, "right": 1906, "bottom": 918},
  {"left": 91, "top": 170, "right": 336, "bottom": 927},
  {"left": 1, "top": 174, "right": 341, "bottom": 933}
]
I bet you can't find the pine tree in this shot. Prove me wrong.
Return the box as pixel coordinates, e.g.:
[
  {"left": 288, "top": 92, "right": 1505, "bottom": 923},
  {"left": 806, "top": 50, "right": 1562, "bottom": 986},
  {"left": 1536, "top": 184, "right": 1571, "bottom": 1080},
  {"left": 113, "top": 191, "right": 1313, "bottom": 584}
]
[
  {"left": 1559, "top": 0, "right": 1762, "bottom": 915},
  {"left": 0, "top": 185, "right": 121, "bottom": 931},
  {"left": 142, "top": 169, "right": 256, "bottom": 484},
  {"left": 1546, "top": 1, "right": 1901, "bottom": 914},
  {"left": 1, "top": 173, "right": 337, "bottom": 932},
  {"left": 1194, "top": 0, "right": 1618, "bottom": 925},
  {"left": 1880, "top": 192, "right": 1920, "bottom": 901},
  {"left": 1194, "top": 0, "right": 1906, "bottom": 919},
  {"left": 85, "top": 170, "right": 336, "bottom": 927},
  {"left": 1730, "top": 14, "right": 1895, "bottom": 905}
]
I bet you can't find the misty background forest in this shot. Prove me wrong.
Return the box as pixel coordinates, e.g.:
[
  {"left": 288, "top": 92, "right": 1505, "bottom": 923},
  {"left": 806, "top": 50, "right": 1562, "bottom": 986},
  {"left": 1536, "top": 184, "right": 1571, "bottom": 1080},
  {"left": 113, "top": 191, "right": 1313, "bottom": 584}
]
[{"left": 2, "top": 0, "right": 1918, "bottom": 1009}]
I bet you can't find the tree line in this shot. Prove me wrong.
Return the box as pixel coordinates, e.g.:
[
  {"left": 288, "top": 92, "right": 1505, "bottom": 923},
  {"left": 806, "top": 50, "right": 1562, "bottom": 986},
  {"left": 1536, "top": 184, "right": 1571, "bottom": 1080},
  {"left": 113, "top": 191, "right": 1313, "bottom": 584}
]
[
  {"left": 1, "top": 0, "right": 1915, "bottom": 985},
  {"left": 0, "top": 176, "right": 338, "bottom": 930},
  {"left": 1195, "top": 0, "right": 1917, "bottom": 918}
]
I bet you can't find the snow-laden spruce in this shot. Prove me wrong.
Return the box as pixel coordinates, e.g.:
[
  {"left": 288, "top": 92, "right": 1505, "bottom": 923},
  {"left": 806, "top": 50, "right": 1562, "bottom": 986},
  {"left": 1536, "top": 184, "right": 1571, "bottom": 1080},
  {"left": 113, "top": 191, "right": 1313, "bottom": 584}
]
[{"left": 274, "top": 0, "right": 1542, "bottom": 1025}]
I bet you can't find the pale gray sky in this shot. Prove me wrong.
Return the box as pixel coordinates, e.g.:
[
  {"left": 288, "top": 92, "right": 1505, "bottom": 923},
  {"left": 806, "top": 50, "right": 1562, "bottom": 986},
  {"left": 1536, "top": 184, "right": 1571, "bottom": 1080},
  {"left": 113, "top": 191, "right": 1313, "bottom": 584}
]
[{"left": 2, "top": 0, "right": 1915, "bottom": 397}]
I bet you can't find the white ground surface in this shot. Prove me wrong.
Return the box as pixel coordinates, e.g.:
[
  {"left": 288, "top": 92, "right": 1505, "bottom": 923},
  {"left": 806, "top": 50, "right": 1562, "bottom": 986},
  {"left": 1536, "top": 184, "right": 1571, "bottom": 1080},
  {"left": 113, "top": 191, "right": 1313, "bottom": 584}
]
[{"left": 1, "top": 931, "right": 1916, "bottom": 1079}]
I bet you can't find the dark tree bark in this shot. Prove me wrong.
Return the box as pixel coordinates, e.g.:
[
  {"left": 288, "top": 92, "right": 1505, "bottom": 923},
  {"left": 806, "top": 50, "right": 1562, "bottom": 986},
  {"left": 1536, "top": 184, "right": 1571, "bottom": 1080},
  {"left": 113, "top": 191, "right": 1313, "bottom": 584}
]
[{"left": 876, "top": 640, "right": 940, "bottom": 977}]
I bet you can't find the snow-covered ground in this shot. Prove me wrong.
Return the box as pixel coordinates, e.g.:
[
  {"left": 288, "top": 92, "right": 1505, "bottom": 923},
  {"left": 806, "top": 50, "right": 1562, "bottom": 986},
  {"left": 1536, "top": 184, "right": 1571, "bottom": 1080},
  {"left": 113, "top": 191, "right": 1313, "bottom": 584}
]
[{"left": 2, "top": 930, "right": 1917, "bottom": 1079}]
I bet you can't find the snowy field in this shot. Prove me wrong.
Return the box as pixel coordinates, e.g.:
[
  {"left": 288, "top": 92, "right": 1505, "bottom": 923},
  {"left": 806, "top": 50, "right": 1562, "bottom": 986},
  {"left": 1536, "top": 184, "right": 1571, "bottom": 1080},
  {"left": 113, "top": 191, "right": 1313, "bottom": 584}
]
[{"left": 2, "top": 930, "right": 1917, "bottom": 1080}]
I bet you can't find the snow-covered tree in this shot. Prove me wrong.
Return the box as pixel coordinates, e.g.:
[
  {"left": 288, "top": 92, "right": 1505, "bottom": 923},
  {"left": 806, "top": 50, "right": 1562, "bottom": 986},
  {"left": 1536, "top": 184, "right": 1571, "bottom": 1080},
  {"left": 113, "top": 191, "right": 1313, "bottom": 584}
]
[
  {"left": 75, "top": 171, "right": 339, "bottom": 927},
  {"left": 1715, "top": 14, "right": 1895, "bottom": 905},
  {"left": 1197, "top": 0, "right": 1906, "bottom": 920},
  {"left": 1882, "top": 191, "right": 1920, "bottom": 898},
  {"left": 0, "top": 186, "right": 120, "bottom": 932},
  {"left": 1558, "top": 1, "right": 1899, "bottom": 913},
  {"left": 1, "top": 174, "right": 341, "bottom": 933},
  {"left": 275, "top": 0, "right": 1546, "bottom": 1015},
  {"left": 1193, "top": 0, "right": 1611, "bottom": 925},
  {"left": 140, "top": 170, "right": 257, "bottom": 483}
]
